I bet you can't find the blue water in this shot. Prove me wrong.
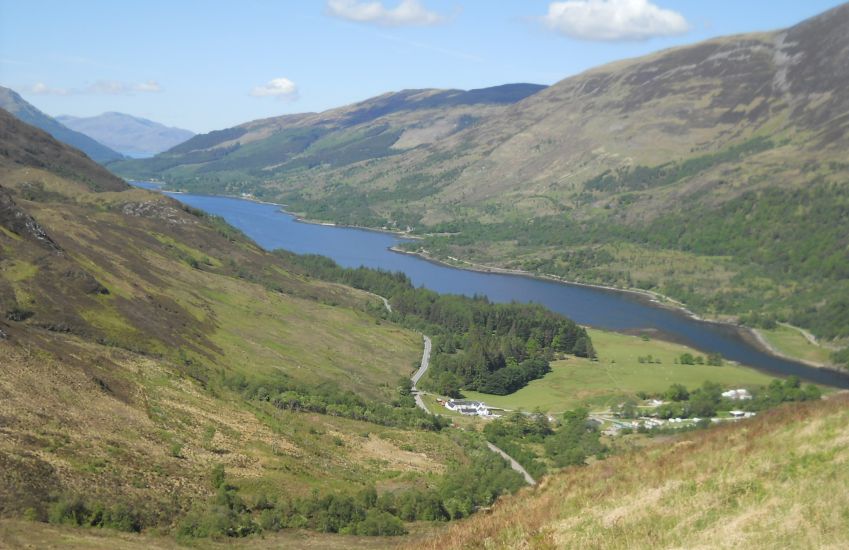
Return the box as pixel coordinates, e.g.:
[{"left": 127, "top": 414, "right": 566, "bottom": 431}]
[{"left": 135, "top": 182, "right": 849, "bottom": 388}]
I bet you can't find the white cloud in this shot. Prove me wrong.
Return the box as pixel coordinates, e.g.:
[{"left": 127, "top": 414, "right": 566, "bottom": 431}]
[
  {"left": 327, "top": 0, "right": 445, "bottom": 27},
  {"left": 542, "top": 0, "right": 689, "bottom": 41},
  {"left": 28, "top": 80, "right": 162, "bottom": 96},
  {"left": 133, "top": 80, "right": 162, "bottom": 93},
  {"left": 29, "top": 82, "right": 72, "bottom": 96},
  {"left": 88, "top": 80, "right": 131, "bottom": 94},
  {"left": 250, "top": 78, "right": 299, "bottom": 100},
  {"left": 133, "top": 80, "right": 162, "bottom": 94}
]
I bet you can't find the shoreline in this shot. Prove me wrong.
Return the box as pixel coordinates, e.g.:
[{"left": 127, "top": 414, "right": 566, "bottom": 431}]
[
  {"left": 743, "top": 326, "right": 831, "bottom": 370},
  {"left": 390, "top": 245, "right": 707, "bottom": 318},
  {"left": 142, "top": 180, "right": 422, "bottom": 239},
  {"left": 390, "top": 246, "right": 843, "bottom": 373},
  {"left": 284, "top": 209, "right": 423, "bottom": 240}
]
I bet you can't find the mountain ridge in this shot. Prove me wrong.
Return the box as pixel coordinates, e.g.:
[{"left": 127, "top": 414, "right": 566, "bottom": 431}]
[
  {"left": 0, "top": 107, "right": 128, "bottom": 192},
  {"left": 0, "top": 86, "right": 124, "bottom": 163},
  {"left": 57, "top": 112, "right": 194, "bottom": 157},
  {"left": 109, "top": 83, "right": 547, "bottom": 187}
]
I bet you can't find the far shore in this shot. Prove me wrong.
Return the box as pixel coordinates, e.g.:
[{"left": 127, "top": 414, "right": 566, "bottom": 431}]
[
  {"left": 390, "top": 246, "right": 841, "bottom": 373},
  {"left": 744, "top": 325, "right": 833, "bottom": 370},
  {"left": 285, "top": 210, "right": 424, "bottom": 240},
  {"left": 135, "top": 180, "right": 422, "bottom": 238}
]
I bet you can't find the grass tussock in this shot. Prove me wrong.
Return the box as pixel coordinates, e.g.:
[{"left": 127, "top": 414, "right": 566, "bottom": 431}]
[{"left": 408, "top": 394, "right": 849, "bottom": 549}]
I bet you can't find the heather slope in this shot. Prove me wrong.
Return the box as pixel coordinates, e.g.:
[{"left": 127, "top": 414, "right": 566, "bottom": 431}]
[{"left": 0, "top": 110, "right": 482, "bottom": 538}]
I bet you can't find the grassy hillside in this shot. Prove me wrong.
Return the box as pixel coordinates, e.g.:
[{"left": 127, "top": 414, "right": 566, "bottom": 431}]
[
  {"left": 408, "top": 393, "right": 849, "bottom": 549},
  {"left": 0, "top": 110, "right": 528, "bottom": 541},
  {"left": 5, "top": 386, "right": 844, "bottom": 549},
  {"left": 0, "top": 519, "right": 438, "bottom": 549}
]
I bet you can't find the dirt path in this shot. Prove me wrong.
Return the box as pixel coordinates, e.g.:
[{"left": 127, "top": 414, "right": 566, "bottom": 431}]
[
  {"left": 486, "top": 442, "right": 536, "bottom": 485},
  {"left": 778, "top": 322, "right": 840, "bottom": 351}
]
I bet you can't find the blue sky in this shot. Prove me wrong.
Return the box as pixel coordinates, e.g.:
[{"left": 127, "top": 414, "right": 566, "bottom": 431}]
[{"left": 1, "top": 0, "right": 845, "bottom": 132}]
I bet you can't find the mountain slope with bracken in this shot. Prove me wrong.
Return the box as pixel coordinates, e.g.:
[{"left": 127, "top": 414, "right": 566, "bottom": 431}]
[
  {"left": 109, "top": 83, "right": 546, "bottom": 222},
  {"left": 0, "top": 108, "right": 489, "bottom": 546}
]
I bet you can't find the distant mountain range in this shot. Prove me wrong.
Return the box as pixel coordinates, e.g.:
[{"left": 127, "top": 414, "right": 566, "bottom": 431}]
[
  {"left": 0, "top": 86, "right": 123, "bottom": 163},
  {"left": 110, "top": 83, "right": 547, "bottom": 187},
  {"left": 57, "top": 112, "right": 194, "bottom": 158},
  {"left": 111, "top": 3, "right": 849, "bottom": 346}
]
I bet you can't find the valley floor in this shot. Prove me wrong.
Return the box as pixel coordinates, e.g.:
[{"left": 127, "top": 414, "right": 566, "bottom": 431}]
[{"left": 461, "top": 329, "right": 776, "bottom": 413}]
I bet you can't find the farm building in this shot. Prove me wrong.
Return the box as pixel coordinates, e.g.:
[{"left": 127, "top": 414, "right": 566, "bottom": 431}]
[{"left": 444, "top": 399, "right": 491, "bottom": 416}]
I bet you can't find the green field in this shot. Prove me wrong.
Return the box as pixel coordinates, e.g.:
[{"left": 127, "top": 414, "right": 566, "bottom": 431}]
[
  {"left": 462, "top": 329, "right": 776, "bottom": 413},
  {"left": 758, "top": 324, "right": 836, "bottom": 366}
]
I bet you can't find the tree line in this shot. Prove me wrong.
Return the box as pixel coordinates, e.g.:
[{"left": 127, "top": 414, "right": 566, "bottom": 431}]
[
  {"left": 482, "top": 409, "right": 606, "bottom": 478},
  {"left": 279, "top": 252, "right": 595, "bottom": 396},
  {"left": 176, "top": 436, "right": 525, "bottom": 539},
  {"left": 222, "top": 371, "right": 448, "bottom": 432}
]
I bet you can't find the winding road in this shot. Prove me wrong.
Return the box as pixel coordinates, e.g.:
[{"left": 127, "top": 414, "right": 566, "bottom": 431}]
[
  {"left": 486, "top": 442, "right": 537, "bottom": 485},
  {"left": 405, "top": 327, "right": 537, "bottom": 486},
  {"left": 411, "top": 335, "right": 431, "bottom": 389},
  {"left": 378, "top": 294, "right": 431, "bottom": 413},
  {"left": 381, "top": 293, "right": 536, "bottom": 486},
  {"left": 411, "top": 335, "right": 431, "bottom": 413}
]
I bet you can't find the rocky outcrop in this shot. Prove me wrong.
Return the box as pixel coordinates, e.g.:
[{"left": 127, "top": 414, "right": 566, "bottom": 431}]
[
  {"left": 0, "top": 185, "right": 61, "bottom": 251},
  {"left": 121, "top": 200, "right": 197, "bottom": 224}
]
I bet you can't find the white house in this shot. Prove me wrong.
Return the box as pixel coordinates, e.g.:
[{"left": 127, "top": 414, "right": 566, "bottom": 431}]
[
  {"left": 444, "top": 399, "right": 491, "bottom": 416},
  {"left": 722, "top": 389, "right": 752, "bottom": 400}
]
